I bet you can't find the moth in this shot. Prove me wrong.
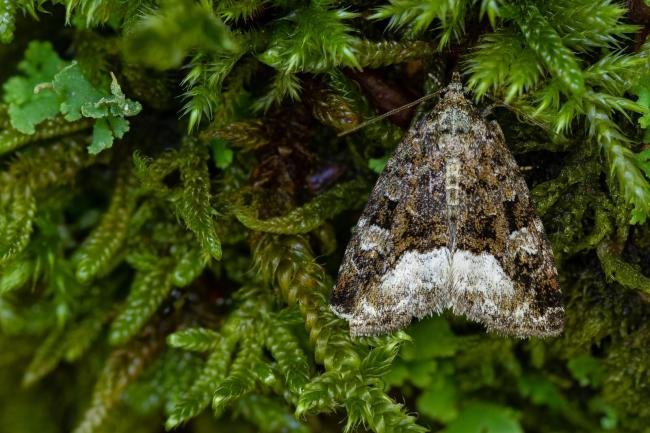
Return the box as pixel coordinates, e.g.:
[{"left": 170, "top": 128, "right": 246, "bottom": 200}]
[{"left": 331, "top": 76, "right": 564, "bottom": 337}]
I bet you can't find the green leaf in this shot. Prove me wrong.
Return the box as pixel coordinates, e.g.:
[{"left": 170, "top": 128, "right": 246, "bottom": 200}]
[
  {"left": 108, "top": 116, "right": 129, "bottom": 139},
  {"left": 81, "top": 74, "right": 142, "bottom": 119},
  {"left": 567, "top": 355, "right": 605, "bottom": 387},
  {"left": 211, "top": 139, "right": 234, "bottom": 169},
  {"left": 368, "top": 155, "right": 389, "bottom": 173},
  {"left": 53, "top": 63, "right": 142, "bottom": 122},
  {"left": 388, "top": 359, "right": 438, "bottom": 388},
  {"left": 52, "top": 63, "right": 140, "bottom": 154},
  {"left": 636, "top": 149, "right": 650, "bottom": 177},
  {"left": 52, "top": 62, "right": 105, "bottom": 121},
  {"left": 588, "top": 398, "right": 619, "bottom": 430},
  {"left": 2, "top": 42, "right": 141, "bottom": 153},
  {"left": 89, "top": 118, "right": 113, "bottom": 154},
  {"left": 443, "top": 402, "right": 523, "bottom": 433},
  {"left": 383, "top": 362, "right": 411, "bottom": 387},
  {"left": 518, "top": 375, "right": 569, "bottom": 410},
  {"left": 633, "top": 77, "right": 650, "bottom": 138},
  {"left": 6, "top": 94, "right": 60, "bottom": 135},
  {"left": 401, "top": 317, "right": 460, "bottom": 360},
  {"left": 2, "top": 41, "right": 66, "bottom": 133},
  {"left": 416, "top": 374, "right": 458, "bottom": 423}
]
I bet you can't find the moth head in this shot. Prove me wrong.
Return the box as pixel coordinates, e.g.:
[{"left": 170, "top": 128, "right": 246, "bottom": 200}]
[
  {"left": 441, "top": 82, "right": 471, "bottom": 106},
  {"left": 446, "top": 71, "right": 464, "bottom": 93},
  {"left": 432, "top": 77, "right": 478, "bottom": 136}
]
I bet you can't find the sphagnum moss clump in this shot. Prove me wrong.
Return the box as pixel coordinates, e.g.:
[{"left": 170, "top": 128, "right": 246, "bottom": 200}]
[{"left": 1, "top": 1, "right": 650, "bottom": 433}]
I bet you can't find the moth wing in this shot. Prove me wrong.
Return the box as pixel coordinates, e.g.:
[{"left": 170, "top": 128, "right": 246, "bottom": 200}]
[
  {"left": 451, "top": 122, "right": 563, "bottom": 337},
  {"left": 331, "top": 127, "right": 450, "bottom": 336}
]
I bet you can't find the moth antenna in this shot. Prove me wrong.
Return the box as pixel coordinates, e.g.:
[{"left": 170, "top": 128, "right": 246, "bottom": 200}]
[{"left": 337, "top": 90, "right": 445, "bottom": 137}]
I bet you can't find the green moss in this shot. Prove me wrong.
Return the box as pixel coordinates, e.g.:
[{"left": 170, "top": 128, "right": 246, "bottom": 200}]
[{"left": 1, "top": 1, "right": 650, "bottom": 432}]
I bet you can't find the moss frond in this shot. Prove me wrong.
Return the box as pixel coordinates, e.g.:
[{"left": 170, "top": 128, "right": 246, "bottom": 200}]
[
  {"left": 108, "top": 268, "right": 172, "bottom": 345},
  {"left": 73, "top": 327, "right": 164, "bottom": 433},
  {"left": 513, "top": 4, "right": 584, "bottom": 95},
  {"left": 370, "top": 0, "right": 471, "bottom": 46},
  {"left": 253, "top": 234, "right": 425, "bottom": 432},
  {"left": 259, "top": 4, "right": 360, "bottom": 73},
  {"left": 231, "top": 179, "right": 369, "bottom": 234},
  {"left": 176, "top": 139, "right": 222, "bottom": 260},
  {"left": 72, "top": 164, "right": 136, "bottom": 283}
]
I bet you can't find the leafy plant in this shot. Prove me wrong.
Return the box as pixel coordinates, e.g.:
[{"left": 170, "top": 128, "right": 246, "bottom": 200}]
[{"left": 2, "top": 41, "right": 141, "bottom": 153}]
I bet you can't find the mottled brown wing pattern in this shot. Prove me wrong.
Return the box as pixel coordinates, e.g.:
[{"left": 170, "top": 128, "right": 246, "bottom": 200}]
[
  {"left": 331, "top": 78, "right": 564, "bottom": 338},
  {"left": 331, "top": 122, "right": 449, "bottom": 335},
  {"left": 450, "top": 120, "right": 563, "bottom": 336}
]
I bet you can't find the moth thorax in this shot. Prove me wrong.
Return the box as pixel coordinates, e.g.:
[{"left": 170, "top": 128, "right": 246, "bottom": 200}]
[
  {"left": 445, "top": 158, "right": 462, "bottom": 216},
  {"left": 436, "top": 134, "right": 465, "bottom": 157},
  {"left": 438, "top": 107, "right": 471, "bottom": 135}
]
